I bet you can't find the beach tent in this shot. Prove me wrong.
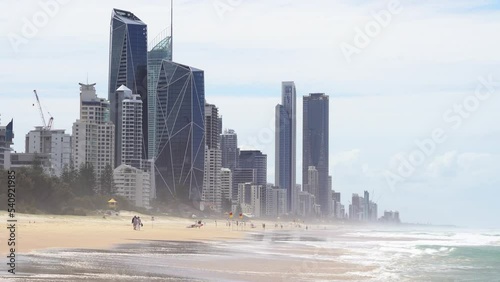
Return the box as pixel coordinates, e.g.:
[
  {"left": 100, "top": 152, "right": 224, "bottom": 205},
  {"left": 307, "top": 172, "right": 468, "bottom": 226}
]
[{"left": 108, "top": 198, "right": 117, "bottom": 209}]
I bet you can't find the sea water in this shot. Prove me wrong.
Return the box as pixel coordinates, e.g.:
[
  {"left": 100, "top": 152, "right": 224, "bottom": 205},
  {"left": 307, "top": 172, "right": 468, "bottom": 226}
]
[{"left": 4, "top": 225, "right": 500, "bottom": 281}]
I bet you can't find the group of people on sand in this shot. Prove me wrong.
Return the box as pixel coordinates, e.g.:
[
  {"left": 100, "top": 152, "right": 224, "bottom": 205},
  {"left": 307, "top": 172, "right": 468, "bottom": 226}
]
[{"left": 131, "top": 215, "right": 143, "bottom": 230}]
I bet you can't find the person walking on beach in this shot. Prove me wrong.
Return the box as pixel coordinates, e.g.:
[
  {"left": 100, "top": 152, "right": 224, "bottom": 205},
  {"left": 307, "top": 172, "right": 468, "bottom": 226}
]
[
  {"left": 132, "top": 216, "right": 138, "bottom": 230},
  {"left": 137, "top": 217, "right": 142, "bottom": 231}
]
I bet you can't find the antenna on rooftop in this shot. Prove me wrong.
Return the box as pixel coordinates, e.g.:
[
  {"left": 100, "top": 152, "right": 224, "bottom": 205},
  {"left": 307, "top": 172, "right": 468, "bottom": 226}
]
[{"left": 171, "top": 0, "right": 174, "bottom": 59}]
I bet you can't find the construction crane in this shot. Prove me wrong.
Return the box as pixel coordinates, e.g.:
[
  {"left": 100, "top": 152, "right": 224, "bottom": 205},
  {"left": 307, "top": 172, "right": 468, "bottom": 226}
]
[{"left": 33, "top": 90, "right": 53, "bottom": 130}]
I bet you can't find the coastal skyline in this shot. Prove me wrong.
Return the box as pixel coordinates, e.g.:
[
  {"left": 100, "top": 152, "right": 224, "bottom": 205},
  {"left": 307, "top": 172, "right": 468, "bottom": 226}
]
[{"left": 1, "top": 0, "right": 500, "bottom": 227}]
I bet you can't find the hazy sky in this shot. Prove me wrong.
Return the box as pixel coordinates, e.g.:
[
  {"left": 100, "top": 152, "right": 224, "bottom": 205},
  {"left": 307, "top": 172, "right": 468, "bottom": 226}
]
[{"left": 1, "top": 0, "right": 499, "bottom": 228}]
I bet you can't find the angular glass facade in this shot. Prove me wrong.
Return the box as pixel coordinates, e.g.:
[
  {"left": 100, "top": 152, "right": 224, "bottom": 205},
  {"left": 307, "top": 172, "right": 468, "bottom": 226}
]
[
  {"left": 303, "top": 93, "right": 329, "bottom": 215},
  {"left": 108, "top": 9, "right": 148, "bottom": 160},
  {"left": 154, "top": 61, "right": 205, "bottom": 204},
  {"left": 147, "top": 30, "right": 172, "bottom": 159}
]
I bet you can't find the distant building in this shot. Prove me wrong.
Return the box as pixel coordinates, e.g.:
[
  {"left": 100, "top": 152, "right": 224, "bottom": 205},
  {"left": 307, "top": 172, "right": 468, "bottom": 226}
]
[
  {"left": 239, "top": 150, "right": 267, "bottom": 186},
  {"left": 72, "top": 83, "right": 115, "bottom": 181},
  {"left": 239, "top": 150, "right": 267, "bottom": 215},
  {"left": 349, "top": 193, "right": 362, "bottom": 220},
  {"left": 8, "top": 153, "right": 51, "bottom": 171},
  {"left": 232, "top": 168, "right": 256, "bottom": 204},
  {"left": 108, "top": 9, "right": 148, "bottom": 159},
  {"left": 304, "top": 166, "right": 319, "bottom": 204},
  {"left": 220, "top": 168, "right": 232, "bottom": 203},
  {"left": 0, "top": 119, "right": 14, "bottom": 170},
  {"left": 238, "top": 182, "right": 262, "bottom": 217},
  {"left": 114, "top": 164, "right": 151, "bottom": 209},
  {"left": 332, "top": 191, "right": 342, "bottom": 219},
  {"left": 364, "top": 190, "right": 370, "bottom": 220},
  {"left": 275, "top": 81, "right": 297, "bottom": 214},
  {"left": 202, "top": 104, "right": 222, "bottom": 212},
  {"left": 25, "top": 127, "right": 71, "bottom": 177},
  {"left": 381, "top": 211, "right": 400, "bottom": 223},
  {"left": 298, "top": 191, "right": 315, "bottom": 217},
  {"left": 221, "top": 129, "right": 238, "bottom": 171},
  {"left": 266, "top": 185, "right": 287, "bottom": 218},
  {"left": 303, "top": 93, "right": 329, "bottom": 215}
]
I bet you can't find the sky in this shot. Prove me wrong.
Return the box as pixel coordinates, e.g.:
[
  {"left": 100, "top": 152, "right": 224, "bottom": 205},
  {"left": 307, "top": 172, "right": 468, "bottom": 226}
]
[{"left": 1, "top": 0, "right": 499, "bottom": 228}]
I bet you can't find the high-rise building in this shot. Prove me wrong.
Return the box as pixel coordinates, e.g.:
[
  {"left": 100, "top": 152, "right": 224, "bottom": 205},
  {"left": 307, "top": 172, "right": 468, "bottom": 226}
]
[
  {"left": 298, "top": 191, "right": 315, "bottom": 217},
  {"left": 364, "top": 190, "right": 370, "bottom": 220},
  {"left": 147, "top": 29, "right": 172, "bottom": 159},
  {"left": 220, "top": 168, "right": 232, "bottom": 203},
  {"left": 111, "top": 85, "right": 143, "bottom": 169},
  {"left": 349, "top": 193, "right": 362, "bottom": 220},
  {"left": 303, "top": 93, "right": 329, "bottom": 215},
  {"left": 108, "top": 9, "right": 148, "bottom": 159},
  {"left": 154, "top": 61, "right": 205, "bottom": 204},
  {"left": 239, "top": 150, "right": 267, "bottom": 215},
  {"left": 25, "top": 127, "right": 71, "bottom": 176},
  {"left": 114, "top": 164, "right": 151, "bottom": 209},
  {"left": 0, "top": 119, "right": 14, "bottom": 169},
  {"left": 202, "top": 104, "right": 222, "bottom": 211},
  {"left": 232, "top": 168, "right": 255, "bottom": 203},
  {"left": 238, "top": 182, "right": 262, "bottom": 217},
  {"left": 221, "top": 129, "right": 238, "bottom": 171},
  {"left": 239, "top": 150, "right": 267, "bottom": 186},
  {"left": 72, "top": 83, "right": 115, "bottom": 181},
  {"left": 275, "top": 81, "right": 297, "bottom": 214},
  {"left": 304, "top": 166, "right": 319, "bottom": 201},
  {"left": 265, "top": 185, "right": 287, "bottom": 218}
]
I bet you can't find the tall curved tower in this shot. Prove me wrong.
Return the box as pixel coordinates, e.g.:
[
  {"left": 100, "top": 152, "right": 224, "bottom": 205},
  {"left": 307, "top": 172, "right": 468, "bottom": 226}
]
[{"left": 108, "top": 9, "right": 148, "bottom": 162}]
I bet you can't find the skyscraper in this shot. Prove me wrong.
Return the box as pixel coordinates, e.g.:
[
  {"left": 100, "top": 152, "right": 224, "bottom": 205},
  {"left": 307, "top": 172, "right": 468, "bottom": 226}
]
[
  {"left": 147, "top": 29, "right": 172, "bottom": 159},
  {"left": 221, "top": 129, "right": 238, "bottom": 171},
  {"left": 275, "top": 81, "right": 296, "bottom": 213},
  {"left": 202, "top": 103, "right": 222, "bottom": 211},
  {"left": 112, "top": 85, "right": 143, "bottom": 169},
  {"left": 108, "top": 9, "right": 148, "bottom": 159},
  {"left": 154, "top": 61, "right": 205, "bottom": 204},
  {"left": 72, "top": 83, "right": 115, "bottom": 180},
  {"left": 303, "top": 93, "right": 329, "bottom": 215}
]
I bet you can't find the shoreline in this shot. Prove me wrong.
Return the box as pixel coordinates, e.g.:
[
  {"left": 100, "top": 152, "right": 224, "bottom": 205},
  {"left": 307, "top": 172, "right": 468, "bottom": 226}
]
[{"left": 0, "top": 212, "right": 247, "bottom": 255}]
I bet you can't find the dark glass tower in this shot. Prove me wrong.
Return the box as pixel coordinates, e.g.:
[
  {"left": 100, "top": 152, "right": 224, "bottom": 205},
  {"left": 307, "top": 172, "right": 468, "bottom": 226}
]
[
  {"left": 275, "top": 81, "right": 296, "bottom": 213},
  {"left": 221, "top": 129, "right": 238, "bottom": 171},
  {"left": 108, "top": 9, "right": 148, "bottom": 160},
  {"left": 148, "top": 30, "right": 172, "bottom": 159},
  {"left": 303, "top": 93, "right": 329, "bottom": 215},
  {"left": 154, "top": 61, "right": 205, "bottom": 205}
]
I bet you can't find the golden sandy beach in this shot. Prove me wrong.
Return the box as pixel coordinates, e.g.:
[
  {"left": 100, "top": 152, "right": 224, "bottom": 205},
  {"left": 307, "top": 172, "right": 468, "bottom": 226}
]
[{"left": 0, "top": 212, "right": 243, "bottom": 255}]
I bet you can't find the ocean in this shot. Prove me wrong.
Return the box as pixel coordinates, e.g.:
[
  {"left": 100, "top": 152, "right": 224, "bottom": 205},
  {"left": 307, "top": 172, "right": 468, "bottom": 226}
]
[{"left": 5, "top": 224, "right": 500, "bottom": 281}]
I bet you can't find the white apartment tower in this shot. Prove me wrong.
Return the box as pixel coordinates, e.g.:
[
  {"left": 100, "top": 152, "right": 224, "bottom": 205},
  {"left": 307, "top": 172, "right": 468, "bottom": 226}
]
[
  {"left": 202, "top": 103, "right": 222, "bottom": 211},
  {"left": 220, "top": 168, "right": 232, "bottom": 202},
  {"left": 114, "top": 85, "right": 143, "bottom": 169},
  {"left": 72, "top": 83, "right": 115, "bottom": 180},
  {"left": 25, "top": 127, "right": 71, "bottom": 176}
]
